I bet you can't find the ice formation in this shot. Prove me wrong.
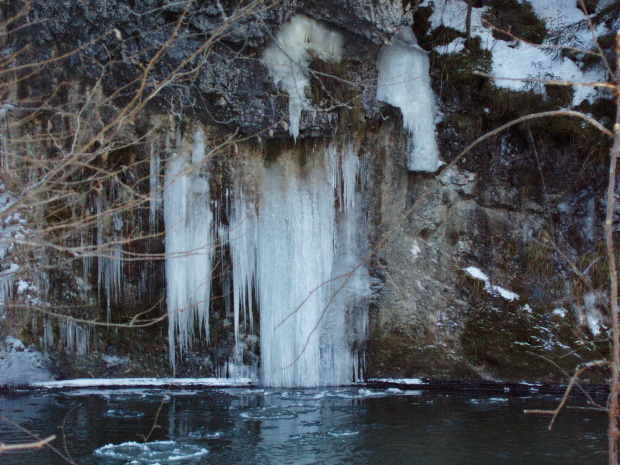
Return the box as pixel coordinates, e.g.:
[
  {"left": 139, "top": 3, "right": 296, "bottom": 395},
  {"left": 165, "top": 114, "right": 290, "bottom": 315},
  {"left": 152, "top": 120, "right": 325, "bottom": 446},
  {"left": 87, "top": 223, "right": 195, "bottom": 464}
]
[
  {"left": 164, "top": 129, "right": 214, "bottom": 370},
  {"left": 230, "top": 144, "right": 369, "bottom": 387},
  {"left": 60, "top": 320, "right": 92, "bottom": 355},
  {"left": 376, "top": 28, "right": 440, "bottom": 172},
  {"left": 263, "top": 14, "right": 343, "bottom": 140},
  {"left": 162, "top": 139, "right": 369, "bottom": 386}
]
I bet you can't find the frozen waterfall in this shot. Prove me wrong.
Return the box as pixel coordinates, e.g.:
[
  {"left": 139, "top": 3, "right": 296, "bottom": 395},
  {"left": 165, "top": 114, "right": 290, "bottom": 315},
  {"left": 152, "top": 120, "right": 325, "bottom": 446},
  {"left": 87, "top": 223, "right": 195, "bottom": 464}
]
[
  {"left": 377, "top": 29, "right": 440, "bottom": 172},
  {"left": 163, "top": 138, "right": 369, "bottom": 386}
]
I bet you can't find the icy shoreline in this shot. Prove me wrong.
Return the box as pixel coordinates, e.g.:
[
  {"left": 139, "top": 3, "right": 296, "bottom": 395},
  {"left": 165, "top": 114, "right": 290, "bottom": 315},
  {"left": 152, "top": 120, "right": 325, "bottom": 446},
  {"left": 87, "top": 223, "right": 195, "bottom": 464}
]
[{"left": 29, "top": 377, "right": 253, "bottom": 389}]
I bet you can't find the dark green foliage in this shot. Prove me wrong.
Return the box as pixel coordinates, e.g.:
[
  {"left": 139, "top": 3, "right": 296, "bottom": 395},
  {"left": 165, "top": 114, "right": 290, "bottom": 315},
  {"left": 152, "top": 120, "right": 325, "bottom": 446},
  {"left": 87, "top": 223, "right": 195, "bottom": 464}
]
[{"left": 483, "top": 0, "right": 547, "bottom": 44}]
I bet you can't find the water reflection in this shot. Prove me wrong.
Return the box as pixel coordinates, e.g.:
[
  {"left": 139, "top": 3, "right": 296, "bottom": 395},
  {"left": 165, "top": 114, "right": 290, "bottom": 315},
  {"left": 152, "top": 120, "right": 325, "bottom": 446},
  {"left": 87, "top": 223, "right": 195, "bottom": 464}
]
[{"left": 0, "top": 387, "right": 608, "bottom": 465}]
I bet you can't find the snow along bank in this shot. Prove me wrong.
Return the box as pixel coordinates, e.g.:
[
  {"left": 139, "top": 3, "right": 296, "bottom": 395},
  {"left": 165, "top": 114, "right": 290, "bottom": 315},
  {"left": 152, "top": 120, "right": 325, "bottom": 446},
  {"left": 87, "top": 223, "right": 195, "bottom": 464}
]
[
  {"left": 0, "top": 336, "right": 53, "bottom": 387},
  {"left": 30, "top": 377, "right": 252, "bottom": 389}
]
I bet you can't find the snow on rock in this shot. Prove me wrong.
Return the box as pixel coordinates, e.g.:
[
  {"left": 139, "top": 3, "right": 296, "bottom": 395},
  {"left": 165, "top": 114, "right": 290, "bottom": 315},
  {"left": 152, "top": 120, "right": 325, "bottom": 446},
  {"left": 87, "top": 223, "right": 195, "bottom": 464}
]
[
  {"left": 583, "top": 291, "right": 605, "bottom": 336},
  {"left": 462, "top": 266, "right": 520, "bottom": 301},
  {"left": 421, "top": 0, "right": 607, "bottom": 106},
  {"left": 410, "top": 240, "right": 421, "bottom": 259},
  {"left": 376, "top": 28, "right": 440, "bottom": 172},
  {"left": 552, "top": 307, "right": 567, "bottom": 318},
  {"left": 0, "top": 337, "right": 53, "bottom": 387},
  {"left": 263, "top": 14, "right": 343, "bottom": 140},
  {"left": 102, "top": 354, "right": 130, "bottom": 367}
]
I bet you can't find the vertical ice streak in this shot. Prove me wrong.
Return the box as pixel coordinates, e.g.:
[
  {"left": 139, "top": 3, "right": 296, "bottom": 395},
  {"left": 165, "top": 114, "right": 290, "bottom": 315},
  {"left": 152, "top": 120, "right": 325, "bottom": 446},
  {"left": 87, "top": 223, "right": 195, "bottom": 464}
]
[
  {"left": 149, "top": 141, "right": 162, "bottom": 230},
  {"left": 377, "top": 29, "right": 440, "bottom": 172},
  {"left": 229, "top": 193, "right": 257, "bottom": 344},
  {"left": 164, "top": 129, "right": 214, "bottom": 370},
  {"left": 95, "top": 189, "right": 124, "bottom": 322},
  {"left": 254, "top": 145, "right": 370, "bottom": 387}
]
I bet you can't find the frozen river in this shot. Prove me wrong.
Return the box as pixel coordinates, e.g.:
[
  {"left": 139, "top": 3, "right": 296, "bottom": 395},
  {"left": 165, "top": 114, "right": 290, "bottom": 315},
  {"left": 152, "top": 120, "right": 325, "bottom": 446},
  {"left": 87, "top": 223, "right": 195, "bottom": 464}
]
[{"left": 0, "top": 385, "right": 608, "bottom": 464}]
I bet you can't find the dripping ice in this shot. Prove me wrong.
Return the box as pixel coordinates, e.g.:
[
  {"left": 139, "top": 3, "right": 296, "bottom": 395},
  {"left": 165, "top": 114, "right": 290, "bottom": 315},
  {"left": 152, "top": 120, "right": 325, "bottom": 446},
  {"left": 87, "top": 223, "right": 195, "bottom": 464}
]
[
  {"left": 377, "top": 28, "right": 441, "bottom": 172},
  {"left": 162, "top": 137, "right": 369, "bottom": 387},
  {"left": 263, "top": 15, "right": 343, "bottom": 140},
  {"left": 229, "top": 144, "right": 369, "bottom": 387},
  {"left": 164, "top": 129, "right": 214, "bottom": 370}
]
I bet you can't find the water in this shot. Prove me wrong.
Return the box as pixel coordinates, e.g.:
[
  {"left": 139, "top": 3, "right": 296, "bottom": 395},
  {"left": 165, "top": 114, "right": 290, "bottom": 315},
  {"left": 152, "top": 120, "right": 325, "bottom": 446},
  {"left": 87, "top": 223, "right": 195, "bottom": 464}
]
[{"left": 0, "top": 387, "right": 607, "bottom": 464}]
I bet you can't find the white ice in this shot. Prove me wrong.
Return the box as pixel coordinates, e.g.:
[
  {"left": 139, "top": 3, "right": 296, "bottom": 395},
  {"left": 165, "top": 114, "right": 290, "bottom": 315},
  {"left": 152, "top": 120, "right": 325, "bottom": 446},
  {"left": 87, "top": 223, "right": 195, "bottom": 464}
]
[
  {"left": 376, "top": 28, "right": 441, "bottom": 172},
  {"left": 263, "top": 14, "right": 343, "bottom": 140},
  {"left": 164, "top": 128, "right": 214, "bottom": 370}
]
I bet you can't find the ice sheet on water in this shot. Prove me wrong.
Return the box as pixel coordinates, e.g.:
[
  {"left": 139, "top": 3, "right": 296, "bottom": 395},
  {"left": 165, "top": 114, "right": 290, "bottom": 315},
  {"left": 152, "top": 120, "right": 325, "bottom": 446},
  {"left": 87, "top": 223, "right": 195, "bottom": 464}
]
[
  {"left": 188, "top": 429, "right": 224, "bottom": 440},
  {"left": 95, "top": 440, "right": 208, "bottom": 463}
]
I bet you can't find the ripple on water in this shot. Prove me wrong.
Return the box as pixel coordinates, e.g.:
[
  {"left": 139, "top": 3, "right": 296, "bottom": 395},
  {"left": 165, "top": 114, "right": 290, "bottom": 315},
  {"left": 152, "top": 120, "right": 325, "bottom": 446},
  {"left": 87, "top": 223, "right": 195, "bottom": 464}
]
[
  {"left": 188, "top": 429, "right": 225, "bottom": 440},
  {"left": 103, "top": 409, "right": 145, "bottom": 419},
  {"left": 240, "top": 407, "right": 298, "bottom": 420},
  {"left": 94, "top": 440, "right": 208, "bottom": 463}
]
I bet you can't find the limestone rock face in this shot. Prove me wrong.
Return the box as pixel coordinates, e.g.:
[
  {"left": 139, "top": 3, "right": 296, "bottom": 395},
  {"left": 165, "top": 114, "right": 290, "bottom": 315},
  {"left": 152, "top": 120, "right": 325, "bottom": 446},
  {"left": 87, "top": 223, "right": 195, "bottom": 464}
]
[
  {"left": 303, "top": 0, "right": 413, "bottom": 43},
  {"left": 22, "top": 0, "right": 418, "bottom": 137}
]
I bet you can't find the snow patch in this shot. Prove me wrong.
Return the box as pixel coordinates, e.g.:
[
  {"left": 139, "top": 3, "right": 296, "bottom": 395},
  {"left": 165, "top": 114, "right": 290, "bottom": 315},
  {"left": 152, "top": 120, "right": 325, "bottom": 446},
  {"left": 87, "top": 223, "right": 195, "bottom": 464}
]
[
  {"left": 462, "top": 266, "right": 520, "bottom": 301},
  {"left": 421, "top": 0, "right": 607, "bottom": 105},
  {"left": 411, "top": 240, "right": 421, "bottom": 259},
  {"left": 0, "top": 337, "right": 53, "bottom": 386},
  {"left": 583, "top": 291, "right": 605, "bottom": 336},
  {"left": 552, "top": 307, "right": 567, "bottom": 318}
]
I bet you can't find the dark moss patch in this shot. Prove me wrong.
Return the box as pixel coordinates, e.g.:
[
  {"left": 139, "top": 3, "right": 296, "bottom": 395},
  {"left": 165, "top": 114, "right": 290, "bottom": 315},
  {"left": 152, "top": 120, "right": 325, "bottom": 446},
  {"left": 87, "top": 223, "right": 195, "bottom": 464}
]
[{"left": 461, "top": 304, "right": 608, "bottom": 381}]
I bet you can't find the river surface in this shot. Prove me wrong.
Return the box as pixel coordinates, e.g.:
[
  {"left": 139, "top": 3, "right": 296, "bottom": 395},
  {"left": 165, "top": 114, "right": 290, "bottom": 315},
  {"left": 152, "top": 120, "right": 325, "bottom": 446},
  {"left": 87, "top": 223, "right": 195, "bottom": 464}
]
[{"left": 0, "top": 386, "right": 609, "bottom": 464}]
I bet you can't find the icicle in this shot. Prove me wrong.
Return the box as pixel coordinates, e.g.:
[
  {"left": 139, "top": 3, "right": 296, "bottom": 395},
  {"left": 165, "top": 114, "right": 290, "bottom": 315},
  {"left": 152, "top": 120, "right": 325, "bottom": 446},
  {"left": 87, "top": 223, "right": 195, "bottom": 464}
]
[
  {"left": 60, "top": 320, "right": 91, "bottom": 355},
  {"left": 42, "top": 317, "right": 54, "bottom": 351},
  {"left": 164, "top": 128, "right": 214, "bottom": 370},
  {"left": 96, "top": 191, "right": 124, "bottom": 322},
  {"left": 149, "top": 141, "right": 162, "bottom": 230},
  {"left": 263, "top": 15, "right": 343, "bottom": 140},
  {"left": 376, "top": 29, "right": 440, "bottom": 172},
  {"left": 229, "top": 193, "right": 257, "bottom": 343},
  {"left": 0, "top": 263, "right": 17, "bottom": 318}
]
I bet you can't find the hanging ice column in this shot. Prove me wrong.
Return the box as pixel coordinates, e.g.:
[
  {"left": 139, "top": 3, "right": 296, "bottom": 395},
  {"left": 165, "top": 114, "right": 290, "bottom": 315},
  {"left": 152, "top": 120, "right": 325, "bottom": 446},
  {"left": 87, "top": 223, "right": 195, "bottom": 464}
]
[
  {"left": 377, "top": 29, "right": 440, "bottom": 172},
  {"left": 229, "top": 144, "right": 369, "bottom": 387},
  {"left": 263, "top": 15, "right": 343, "bottom": 140},
  {"left": 164, "top": 129, "right": 214, "bottom": 370}
]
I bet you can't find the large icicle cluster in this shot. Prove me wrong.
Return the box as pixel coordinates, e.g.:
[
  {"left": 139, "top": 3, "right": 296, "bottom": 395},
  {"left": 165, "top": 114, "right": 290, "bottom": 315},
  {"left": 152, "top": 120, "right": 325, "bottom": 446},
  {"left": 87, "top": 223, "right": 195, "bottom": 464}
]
[
  {"left": 162, "top": 138, "right": 370, "bottom": 386},
  {"left": 227, "top": 144, "right": 369, "bottom": 387},
  {"left": 164, "top": 129, "right": 214, "bottom": 370},
  {"left": 263, "top": 14, "right": 343, "bottom": 140},
  {"left": 376, "top": 29, "right": 440, "bottom": 172}
]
